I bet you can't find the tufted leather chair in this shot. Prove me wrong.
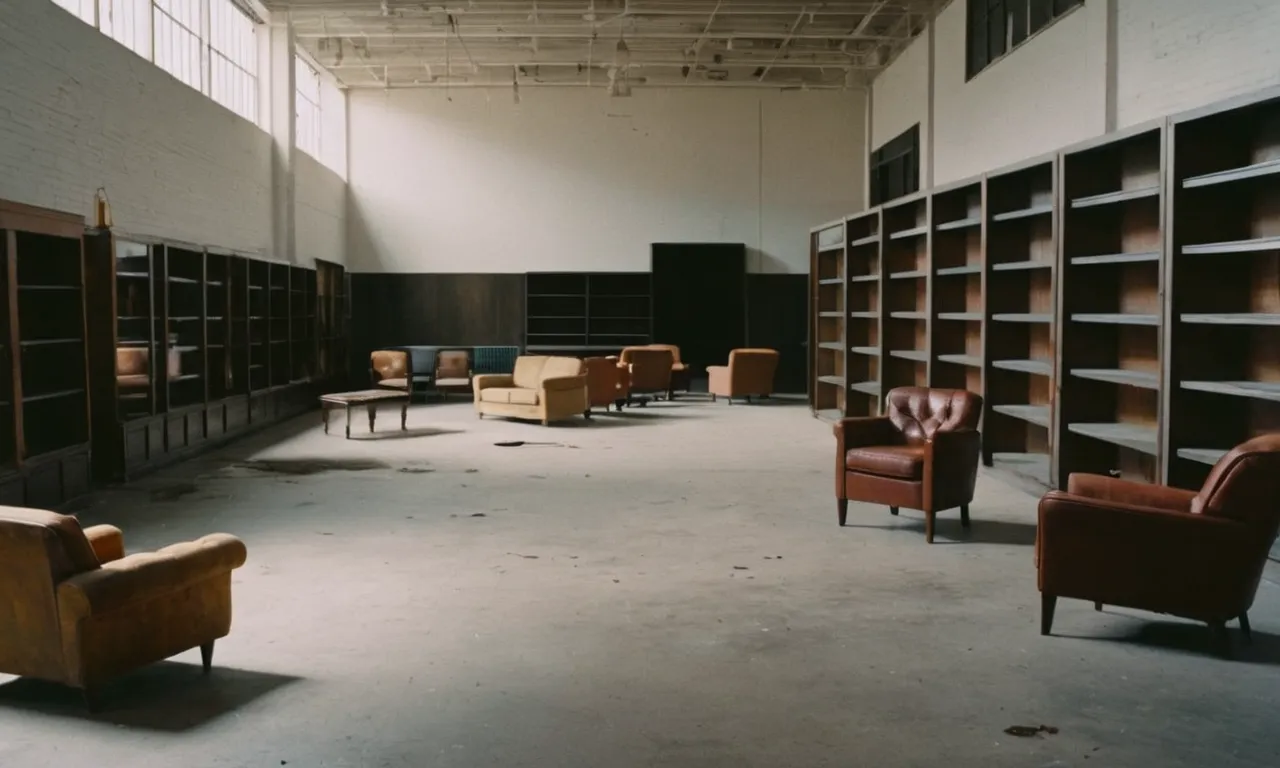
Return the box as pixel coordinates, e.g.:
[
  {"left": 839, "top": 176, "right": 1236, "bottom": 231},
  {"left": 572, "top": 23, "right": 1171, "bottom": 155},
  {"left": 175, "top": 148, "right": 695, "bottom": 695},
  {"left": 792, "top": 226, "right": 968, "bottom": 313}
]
[
  {"left": 834, "top": 387, "right": 983, "bottom": 543},
  {"left": 1037, "top": 433, "right": 1280, "bottom": 652}
]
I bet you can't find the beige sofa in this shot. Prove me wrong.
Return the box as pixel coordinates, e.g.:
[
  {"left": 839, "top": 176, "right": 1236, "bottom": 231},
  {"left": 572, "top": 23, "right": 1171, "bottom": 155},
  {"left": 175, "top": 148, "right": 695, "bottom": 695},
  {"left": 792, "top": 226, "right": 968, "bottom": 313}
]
[{"left": 473, "top": 356, "right": 588, "bottom": 425}]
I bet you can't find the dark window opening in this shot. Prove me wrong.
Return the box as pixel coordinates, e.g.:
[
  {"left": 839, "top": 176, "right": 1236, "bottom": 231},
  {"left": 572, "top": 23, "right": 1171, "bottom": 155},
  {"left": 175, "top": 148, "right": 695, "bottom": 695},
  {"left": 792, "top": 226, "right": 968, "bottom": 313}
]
[
  {"left": 967, "top": 0, "right": 1083, "bottom": 80},
  {"left": 869, "top": 124, "right": 920, "bottom": 207}
]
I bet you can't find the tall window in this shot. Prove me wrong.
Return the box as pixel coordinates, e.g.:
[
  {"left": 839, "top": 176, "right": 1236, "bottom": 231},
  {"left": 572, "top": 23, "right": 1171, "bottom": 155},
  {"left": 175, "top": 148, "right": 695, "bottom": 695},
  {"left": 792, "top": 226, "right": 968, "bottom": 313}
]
[
  {"left": 295, "top": 56, "right": 323, "bottom": 159},
  {"left": 52, "top": 0, "right": 95, "bottom": 23},
  {"left": 101, "top": 0, "right": 152, "bottom": 59},
  {"left": 869, "top": 125, "right": 920, "bottom": 207},
  {"left": 209, "top": 0, "right": 258, "bottom": 122},
  {"left": 153, "top": 0, "right": 204, "bottom": 92},
  {"left": 967, "top": 0, "right": 1083, "bottom": 80}
]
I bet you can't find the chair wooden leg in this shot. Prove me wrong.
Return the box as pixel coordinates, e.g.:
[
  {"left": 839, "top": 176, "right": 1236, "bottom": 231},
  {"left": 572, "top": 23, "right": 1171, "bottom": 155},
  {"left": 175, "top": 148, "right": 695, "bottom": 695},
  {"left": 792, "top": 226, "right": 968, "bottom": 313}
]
[
  {"left": 889, "top": 506, "right": 899, "bottom": 516},
  {"left": 1240, "top": 613, "right": 1253, "bottom": 645},
  {"left": 1094, "top": 602, "right": 1103, "bottom": 612},
  {"left": 201, "top": 641, "right": 215, "bottom": 674},
  {"left": 837, "top": 498, "right": 848, "bottom": 527},
  {"left": 1210, "top": 621, "right": 1234, "bottom": 658},
  {"left": 1040, "top": 594, "right": 1057, "bottom": 636},
  {"left": 711, "top": 394, "right": 716, "bottom": 402},
  {"left": 583, "top": 410, "right": 592, "bottom": 419},
  {"left": 960, "top": 504, "right": 970, "bottom": 528},
  {"left": 925, "top": 509, "right": 936, "bottom": 543}
]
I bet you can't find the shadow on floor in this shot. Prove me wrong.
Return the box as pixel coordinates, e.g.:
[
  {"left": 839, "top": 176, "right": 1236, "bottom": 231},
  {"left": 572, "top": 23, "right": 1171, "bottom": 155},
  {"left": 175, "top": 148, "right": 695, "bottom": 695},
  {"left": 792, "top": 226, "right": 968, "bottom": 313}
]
[
  {"left": 0, "top": 662, "right": 300, "bottom": 731},
  {"left": 345, "top": 426, "right": 465, "bottom": 441},
  {"left": 1055, "top": 617, "right": 1280, "bottom": 664},
  {"left": 841, "top": 514, "right": 1038, "bottom": 546}
]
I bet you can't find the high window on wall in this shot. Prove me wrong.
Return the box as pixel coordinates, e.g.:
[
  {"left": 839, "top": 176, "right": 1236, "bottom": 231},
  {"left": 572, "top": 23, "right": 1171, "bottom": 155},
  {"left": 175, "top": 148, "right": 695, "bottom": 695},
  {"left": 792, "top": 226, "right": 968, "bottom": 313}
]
[
  {"left": 48, "top": 0, "right": 260, "bottom": 124},
  {"left": 869, "top": 125, "right": 920, "bottom": 207},
  {"left": 295, "top": 56, "right": 323, "bottom": 159},
  {"left": 967, "top": 0, "right": 1084, "bottom": 80}
]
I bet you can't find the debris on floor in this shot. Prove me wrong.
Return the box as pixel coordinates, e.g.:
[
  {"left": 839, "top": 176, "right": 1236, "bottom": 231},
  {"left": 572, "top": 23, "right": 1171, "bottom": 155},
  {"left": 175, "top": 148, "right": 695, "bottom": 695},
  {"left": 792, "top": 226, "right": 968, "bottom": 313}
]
[
  {"left": 469, "top": 513, "right": 487, "bottom": 518},
  {"left": 236, "top": 458, "right": 389, "bottom": 475},
  {"left": 508, "top": 552, "right": 539, "bottom": 559},
  {"left": 1003, "top": 725, "right": 1059, "bottom": 738},
  {"left": 149, "top": 481, "right": 199, "bottom": 502},
  {"left": 397, "top": 467, "right": 435, "bottom": 474},
  {"left": 493, "top": 440, "right": 579, "bottom": 448}
]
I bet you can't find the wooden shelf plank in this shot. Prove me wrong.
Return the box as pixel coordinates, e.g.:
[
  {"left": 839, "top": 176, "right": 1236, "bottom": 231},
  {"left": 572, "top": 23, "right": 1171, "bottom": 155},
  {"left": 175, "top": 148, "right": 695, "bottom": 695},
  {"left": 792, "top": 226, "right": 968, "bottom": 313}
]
[
  {"left": 850, "top": 381, "right": 881, "bottom": 396},
  {"left": 818, "top": 278, "right": 843, "bottom": 285},
  {"left": 849, "top": 274, "right": 881, "bottom": 283},
  {"left": 1181, "top": 380, "right": 1280, "bottom": 403},
  {"left": 888, "top": 349, "right": 929, "bottom": 362},
  {"left": 850, "top": 233, "right": 881, "bottom": 247},
  {"left": 889, "top": 270, "right": 928, "bottom": 280},
  {"left": 815, "top": 408, "right": 843, "bottom": 423},
  {"left": 937, "top": 312, "right": 982, "bottom": 321},
  {"left": 849, "top": 311, "right": 878, "bottom": 319},
  {"left": 1180, "top": 313, "right": 1280, "bottom": 326},
  {"left": 937, "top": 353, "right": 981, "bottom": 368},
  {"left": 1071, "top": 251, "right": 1160, "bottom": 266},
  {"left": 1177, "top": 447, "right": 1228, "bottom": 466},
  {"left": 936, "top": 264, "right": 982, "bottom": 276},
  {"left": 1182, "top": 158, "right": 1280, "bottom": 189},
  {"left": 992, "top": 203, "right": 1053, "bottom": 223},
  {"left": 889, "top": 311, "right": 926, "bottom": 320},
  {"left": 1070, "top": 186, "right": 1159, "bottom": 209},
  {"left": 993, "top": 313, "right": 1053, "bottom": 323},
  {"left": 850, "top": 346, "right": 880, "bottom": 357},
  {"left": 1067, "top": 422, "right": 1158, "bottom": 455},
  {"left": 1070, "top": 368, "right": 1159, "bottom": 390},
  {"left": 819, "top": 311, "right": 844, "bottom": 318},
  {"left": 1181, "top": 236, "right": 1280, "bottom": 255},
  {"left": 817, "top": 244, "right": 844, "bottom": 254},
  {"left": 990, "top": 452, "right": 1050, "bottom": 486},
  {"left": 817, "top": 375, "right": 846, "bottom": 386},
  {"left": 992, "top": 260, "right": 1053, "bottom": 272},
  {"left": 935, "top": 216, "right": 981, "bottom": 232},
  {"left": 888, "top": 225, "right": 929, "bottom": 240},
  {"left": 1072, "top": 313, "right": 1159, "bottom": 326},
  {"left": 992, "top": 404, "right": 1051, "bottom": 428},
  {"left": 817, "top": 342, "right": 845, "bottom": 352},
  {"left": 992, "top": 359, "right": 1052, "bottom": 376}
]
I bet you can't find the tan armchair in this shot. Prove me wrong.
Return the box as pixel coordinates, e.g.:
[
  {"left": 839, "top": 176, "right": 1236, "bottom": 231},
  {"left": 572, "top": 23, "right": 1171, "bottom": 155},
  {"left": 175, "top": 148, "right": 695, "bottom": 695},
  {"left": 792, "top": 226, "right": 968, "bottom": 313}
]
[
  {"left": 618, "top": 347, "right": 673, "bottom": 406},
  {"left": 474, "top": 355, "right": 588, "bottom": 425},
  {"left": 645, "top": 343, "right": 690, "bottom": 399},
  {"left": 708, "top": 348, "right": 779, "bottom": 403},
  {"left": 370, "top": 350, "right": 410, "bottom": 391},
  {"left": 0, "top": 507, "right": 247, "bottom": 706},
  {"left": 584, "top": 356, "right": 628, "bottom": 414}
]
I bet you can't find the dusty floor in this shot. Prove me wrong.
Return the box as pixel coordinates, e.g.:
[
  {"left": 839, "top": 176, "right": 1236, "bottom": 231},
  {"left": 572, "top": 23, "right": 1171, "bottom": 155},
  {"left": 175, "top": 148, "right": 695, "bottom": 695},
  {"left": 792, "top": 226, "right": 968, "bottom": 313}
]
[{"left": 0, "top": 397, "right": 1277, "bottom": 767}]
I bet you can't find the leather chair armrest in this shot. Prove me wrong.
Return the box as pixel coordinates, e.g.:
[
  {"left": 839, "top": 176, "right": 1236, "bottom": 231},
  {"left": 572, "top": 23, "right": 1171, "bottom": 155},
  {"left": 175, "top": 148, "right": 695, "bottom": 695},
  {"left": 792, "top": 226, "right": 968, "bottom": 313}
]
[
  {"left": 83, "top": 525, "right": 125, "bottom": 564},
  {"left": 58, "top": 534, "right": 247, "bottom": 619},
  {"left": 472, "top": 374, "right": 514, "bottom": 392},
  {"left": 542, "top": 374, "right": 587, "bottom": 392},
  {"left": 833, "top": 416, "right": 898, "bottom": 448},
  {"left": 1066, "top": 473, "right": 1197, "bottom": 513}
]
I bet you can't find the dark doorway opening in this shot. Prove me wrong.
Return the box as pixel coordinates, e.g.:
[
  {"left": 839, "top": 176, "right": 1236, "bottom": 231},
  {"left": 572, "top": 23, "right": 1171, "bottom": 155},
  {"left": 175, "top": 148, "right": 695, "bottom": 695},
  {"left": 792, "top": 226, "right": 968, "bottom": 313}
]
[{"left": 651, "top": 243, "right": 747, "bottom": 383}]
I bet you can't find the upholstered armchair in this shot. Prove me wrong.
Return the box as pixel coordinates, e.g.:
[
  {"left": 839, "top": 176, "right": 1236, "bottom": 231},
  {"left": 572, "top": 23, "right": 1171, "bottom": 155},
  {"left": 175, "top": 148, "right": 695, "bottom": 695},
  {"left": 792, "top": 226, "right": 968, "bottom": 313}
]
[
  {"left": 0, "top": 507, "right": 247, "bottom": 706},
  {"left": 707, "top": 348, "right": 779, "bottom": 403},
  {"left": 435, "top": 350, "right": 473, "bottom": 400},
  {"left": 618, "top": 347, "right": 673, "bottom": 405},
  {"left": 584, "top": 356, "right": 628, "bottom": 413},
  {"left": 645, "top": 343, "right": 690, "bottom": 399},
  {"left": 834, "top": 387, "right": 983, "bottom": 543},
  {"left": 1037, "top": 434, "right": 1280, "bottom": 652},
  {"left": 370, "top": 350, "right": 411, "bottom": 392}
]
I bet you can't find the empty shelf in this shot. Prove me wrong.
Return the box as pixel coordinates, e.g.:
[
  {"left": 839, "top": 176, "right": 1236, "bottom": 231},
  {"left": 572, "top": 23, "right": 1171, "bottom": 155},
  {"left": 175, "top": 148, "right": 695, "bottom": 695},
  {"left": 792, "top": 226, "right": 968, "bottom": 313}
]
[
  {"left": 992, "top": 204, "right": 1053, "bottom": 222},
  {"left": 1181, "top": 380, "right": 1280, "bottom": 403},
  {"left": 1070, "top": 186, "right": 1159, "bottom": 208},
  {"left": 888, "top": 350, "right": 928, "bottom": 362},
  {"left": 992, "top": 260, "right": 1053, "bottom": 272},
  {"left": 817, "top": 375, "right": 846, "bottom": 386},
  {"left": 990, "top": 452, "right": 1050, "bottom": 486},
  {"left": 850, "top": 346, "right": 880, "bottom": 357},
  {"left": 993, "top": 313, "right": 1052, "bottom": 323},
  {"left": 1183, "top": 158, "right": 1280, "bottom": 189},
  {"left": 819, "top": 312, "right": 844, "bottom": 318},
  {"left": 1071, "top": 251, "right": 1160, "bottom": 266},
  {"left": 992, "top": 404, "right": 1051, "bottom": 429},
  {"left": 1180, "top": 313, "right": 1280, "bottom": 326},
  {"left": 19, "top": 337, "right": 82, "bottom": 347},
  {"left": 849, "top": 381, "right": 881, "bottom": 396},
  {"left": 817, "top": 342, "right": 844, "bottom": 352},
  {"left": 849, "top": 311, "right": 878, "bottom": 319},
  {"left": 935, "top": 216, "right": 981, "bottom": 232},
  {"left": 814, "top": 408, "right": 843, "bottom": 423},
  {"left": 936, "top": 264, "right": 982, "bottom": 276},
  {"left": 24, "top": 388, "right": 85, "bottom": 404},
  {"left": 1072, "top": 313, "right": 1159, "bottom": 326},
  {"left": 1181, "top": 236, "right": 1280, "bottom": 255},
  {"left": 889, "top": 270, "right": 927, "bottom": 280},
  {"left": 117, "top": 271, "right": 149, "bottom": 279},
  {"left": 168, "top": 276, "right": 200, "bottom": 284},
  {"left": 1070, "top": 368, "right": 1159, "bottom": 390},
  {"left": 817, "top": 244, "right": 844, "bottom": 254},
  {"left": 889, "top": 311, "right": 926, "bottom": 320},
  {"left": 888, "top": 225, "right": 929, "bottom": 240},
  {"left": 850, "top": 233, "right": 881, "bottom": 247},
  {"left": 850, "top": 274, "right": 881, "bottom": 283},
  {"left": 937, "top": 354, "right": 981, "bottom": 368},
  {"left": 993, "top": 359, "right": 1052, "bottom": 376},
  {"left": 1177, "top": 447, "right": 1228, "bottom": 466},
  {"left": 1068, "top": 422, "right": 1158, "bottom": 455},
  {"left": 937, "top": 312, "right": 982, "bottom": 321},
  {"left": 818, "top": 278, "right": 843, "bottom": 286}
]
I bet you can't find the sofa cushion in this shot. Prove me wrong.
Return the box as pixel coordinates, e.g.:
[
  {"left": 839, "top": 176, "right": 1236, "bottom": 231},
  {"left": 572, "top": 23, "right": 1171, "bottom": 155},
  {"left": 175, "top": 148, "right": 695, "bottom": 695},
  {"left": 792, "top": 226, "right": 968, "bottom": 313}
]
[
  {"left": 512, "top": 356, "right": 548, "bottom": 389},
  {"left": 480, "top": 387, "right": 538, "bottom": 406},
  {"left": 378, "top": 378, "right": 407, "bottom": 389},
  {"left": 540, "top": 356, "right": 583, "bottom": 382},
  {"left": 845, "top": 445, "right": 924, "bottom": 480}
]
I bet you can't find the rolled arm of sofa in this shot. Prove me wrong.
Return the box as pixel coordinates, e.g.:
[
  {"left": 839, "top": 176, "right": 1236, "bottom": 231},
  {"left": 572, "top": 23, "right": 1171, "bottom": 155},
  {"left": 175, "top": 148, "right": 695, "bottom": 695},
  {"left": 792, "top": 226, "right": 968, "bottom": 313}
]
[
  {"left": 83, "top": 525, "right": 125, "bottom": 564},
  {"left": 1066, "top": 473, "right": 1197, "bottom": 513},
  {"left": 472, "top": 374, "right": 514, "bottom": 393},
  {"left": 541, "top": 374, "right": 587, "bottom": 393},
  {"left": 57, "top": 534, "right": 247, "bottom": 619}
]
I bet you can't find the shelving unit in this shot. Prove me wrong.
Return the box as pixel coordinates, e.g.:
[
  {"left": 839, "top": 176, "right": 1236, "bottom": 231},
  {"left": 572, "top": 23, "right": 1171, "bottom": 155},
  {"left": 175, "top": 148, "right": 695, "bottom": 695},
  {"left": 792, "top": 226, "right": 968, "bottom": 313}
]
[
  {"left": 1165, "top": 90, "right": 1280, "bottom": 490},
  {"left": 983, "top": 155, "right": 1057, "bottom": 487},
  {"left": 316, "top": 258, "right": 348, "bottom": 384},
  {"left": 1057, "top": 123, "right": 1165, "bottom": 487},
  {"left": 165, "top": 246, "right": 207, "bottom": 409},
  {"left": 268, "top": 263, "right": 291, "bottom": 388},
  {"left": 0, "top": 200, "right": 91, "bottom": 507},
  {"left": 809, "top": 220, "right": 846, "bottom": 420},
  {"left": 881, "top": 192, "right": 930, "bottom": 396},
  {"left": 929, "top": 176, "right": 984, "bottom": 395},
  {"left": 845, "top": 209, "right": 882, "bottom": 416},
  {"left": 524, "top": 272, "right": 652, "bottom": 354},
  {"left": 248, "top": 259, "right": 270, "bottom": 393}
]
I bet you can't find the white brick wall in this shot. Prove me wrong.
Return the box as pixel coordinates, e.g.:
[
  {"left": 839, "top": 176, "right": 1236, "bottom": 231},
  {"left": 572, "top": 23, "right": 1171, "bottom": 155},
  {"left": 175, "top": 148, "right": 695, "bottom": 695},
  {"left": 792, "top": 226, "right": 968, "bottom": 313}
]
[
  {"left": 1116, "top": 0, "right": 1280, "bottom": 127},
  {"left": 871, "top": 29, "right": 931, "bottom": 177},
  {"left": 294, "top": 152, "right": 346, "bottom": 267},
  {"left": 347, "top": 88, "right": 865, "bottom": 274}
]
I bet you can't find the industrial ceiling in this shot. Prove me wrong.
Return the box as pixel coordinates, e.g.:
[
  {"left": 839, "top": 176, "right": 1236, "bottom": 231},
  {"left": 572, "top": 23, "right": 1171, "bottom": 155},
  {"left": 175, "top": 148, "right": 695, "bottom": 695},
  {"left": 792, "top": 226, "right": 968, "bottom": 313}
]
[{"left": 269, "top": 1, "right": 945, "bottom": 91}]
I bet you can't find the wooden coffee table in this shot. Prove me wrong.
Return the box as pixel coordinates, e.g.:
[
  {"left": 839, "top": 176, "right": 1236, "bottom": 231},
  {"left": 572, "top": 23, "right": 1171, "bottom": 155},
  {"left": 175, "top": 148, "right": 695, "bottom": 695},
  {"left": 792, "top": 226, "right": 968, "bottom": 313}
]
[{"left": 320, "top": 389, "right": 410, "bottom": 439}]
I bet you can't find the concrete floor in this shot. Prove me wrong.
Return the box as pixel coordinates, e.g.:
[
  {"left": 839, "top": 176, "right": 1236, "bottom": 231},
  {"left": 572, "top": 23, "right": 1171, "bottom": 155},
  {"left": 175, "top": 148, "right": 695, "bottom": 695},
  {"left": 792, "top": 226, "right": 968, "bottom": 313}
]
[{"left": 0, "top": 397, "right": 1278, "bottom": 767}]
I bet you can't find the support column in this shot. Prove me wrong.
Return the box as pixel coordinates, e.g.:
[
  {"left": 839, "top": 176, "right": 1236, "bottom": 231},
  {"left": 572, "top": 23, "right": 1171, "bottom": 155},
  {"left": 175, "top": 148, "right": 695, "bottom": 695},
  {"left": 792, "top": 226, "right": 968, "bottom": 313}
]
[
  {"left": 269, "top": 16, "right": 297, "bottom": 264},
  {"left": 924, "top": 16, "right": 936, "bottom": 189},
  {"left": 1103, "top": 0, "right": 1119, "bottom": 133}
]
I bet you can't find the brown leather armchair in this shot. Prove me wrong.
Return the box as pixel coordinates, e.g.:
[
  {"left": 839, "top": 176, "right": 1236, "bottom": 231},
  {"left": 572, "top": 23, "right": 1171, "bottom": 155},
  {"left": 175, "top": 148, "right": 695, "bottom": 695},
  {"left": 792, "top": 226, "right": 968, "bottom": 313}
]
[
  {"left": 584, "top": 356, "right": 628, "bottom": 413},
  {"left": 370, "top": 350, "right": 411, "bottom": 391},
  {"left": 1037, "top": 434, "right": 1280, "bottom": 650},
  {"left": 645, "top": 343, "right": 690, "bottom": 399},
  {"left": 618, "top": 347, "right": 673, "bottom": 406},
  {"left": 835, "top": 387, "right": 983, "bottom": 543},
  {"left": 708, "top": 348, "right": 779, "bottom": 403},
  {"left": 0, "top": 507, "right": 247, "bottom": 706}
]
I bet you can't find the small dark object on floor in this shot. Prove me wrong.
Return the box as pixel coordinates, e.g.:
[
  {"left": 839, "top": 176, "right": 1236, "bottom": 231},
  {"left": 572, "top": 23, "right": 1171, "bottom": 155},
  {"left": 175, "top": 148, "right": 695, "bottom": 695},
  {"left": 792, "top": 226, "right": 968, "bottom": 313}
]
[
  {"left": 465, "top": 468, "right": 479, "bottom": 473},
  {"left": 397, "top": 467, "right": 434, "bottom": 474},
  {"left": 1004, "top": 725, "right": 1059, "bottom": 738},
  {"left": 237, "top": 458, "right": 388, "bottom": 475},
  {"left": 494, "top": 440, "right": 578, "bottom": 448},
  {"left": 733, "top": 566, "right": 749, "bottom": 570},
  {"left": 508, "top": 552, "right": 539, "bottom": 559},
  {"left": 470, "top": 513, "right": 487, "bottom": 518}
]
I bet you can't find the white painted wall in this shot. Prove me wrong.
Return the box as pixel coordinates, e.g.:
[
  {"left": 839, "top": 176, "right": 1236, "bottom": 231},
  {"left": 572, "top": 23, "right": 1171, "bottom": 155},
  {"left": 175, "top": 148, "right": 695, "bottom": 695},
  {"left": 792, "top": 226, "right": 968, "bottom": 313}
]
[
  {"left": 871, "top": 0, "right": 1280, "bottom": 187},
  {"left": 294, "top": 153, "right": 347, "bottom": 267},
  {"left": 347, "top": 88, "right": 866, "bottom": 274}
]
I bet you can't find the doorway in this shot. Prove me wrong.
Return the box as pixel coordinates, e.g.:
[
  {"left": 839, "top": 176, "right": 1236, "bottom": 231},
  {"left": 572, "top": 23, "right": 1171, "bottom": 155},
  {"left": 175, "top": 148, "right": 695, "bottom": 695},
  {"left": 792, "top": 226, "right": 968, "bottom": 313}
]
[{"left": 651, "top": 243, "right": 747, "bottom": 384}]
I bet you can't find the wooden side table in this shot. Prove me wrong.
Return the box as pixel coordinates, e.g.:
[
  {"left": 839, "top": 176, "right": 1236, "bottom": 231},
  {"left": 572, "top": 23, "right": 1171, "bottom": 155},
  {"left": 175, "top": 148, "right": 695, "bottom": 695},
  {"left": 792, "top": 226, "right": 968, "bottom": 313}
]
[{"left": 320, "top": 389, "right": 410, "bottom": 439}]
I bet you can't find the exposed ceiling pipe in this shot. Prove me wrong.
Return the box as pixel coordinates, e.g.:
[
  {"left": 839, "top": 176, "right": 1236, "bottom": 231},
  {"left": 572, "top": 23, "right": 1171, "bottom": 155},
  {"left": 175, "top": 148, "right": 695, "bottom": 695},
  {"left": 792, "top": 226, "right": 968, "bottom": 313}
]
[
  {"left": 684, "top": 0, "right": 721, "bottom": 82},
  {"left": 345, "top": 79, "right": 843, "bottom": 91},
  {"left": 294, "top": 29, "right": 903, "bottom": 42},
  {"left": 757, "top": 6, "right": 808, "bottom": 82}
]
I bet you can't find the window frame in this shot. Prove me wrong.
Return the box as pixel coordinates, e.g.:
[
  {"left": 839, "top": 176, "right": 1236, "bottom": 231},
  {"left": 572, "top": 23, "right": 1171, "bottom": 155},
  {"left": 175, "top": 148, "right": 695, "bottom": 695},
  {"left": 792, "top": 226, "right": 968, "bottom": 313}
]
[
  {"left": 869, "top": 124, "right": 921, "bottom": 207},
  {"left": 295, "top": 55, "right": 323, "bottom": 159},
  {"left": 966, "top": 0, "right": 1083, "bottom": 81}
]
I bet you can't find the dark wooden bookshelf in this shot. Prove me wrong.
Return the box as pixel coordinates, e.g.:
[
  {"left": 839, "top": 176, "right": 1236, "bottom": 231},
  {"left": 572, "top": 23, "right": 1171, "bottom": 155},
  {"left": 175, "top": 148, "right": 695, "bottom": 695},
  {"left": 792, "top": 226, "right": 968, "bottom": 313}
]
[
  {"left": 809, "top": 219, "right": 846, "bottom": 421},
  {"left": 929, "top": 176, "right": 984, "bottom": 397},
  {"left": 983, "top": 155, "right": 1057, "bottom": 487},
  {"left": 1057, "top": 123, "right": 1165, "bottom": 488},
  {"left": 881, "top": 192, "right": 930, "bottom": 397},
  {"left": 524, "top": 272, "right": 652, "bottom": 354},
  {"left": 316, "top": 258, "right": 348, "bottom": 385},
  {"left": 1166, "top": 89, "right": 1280, "bottom": 491},
  {"left": 845, "top": 209, "right": 882, "bottom": 416}
]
